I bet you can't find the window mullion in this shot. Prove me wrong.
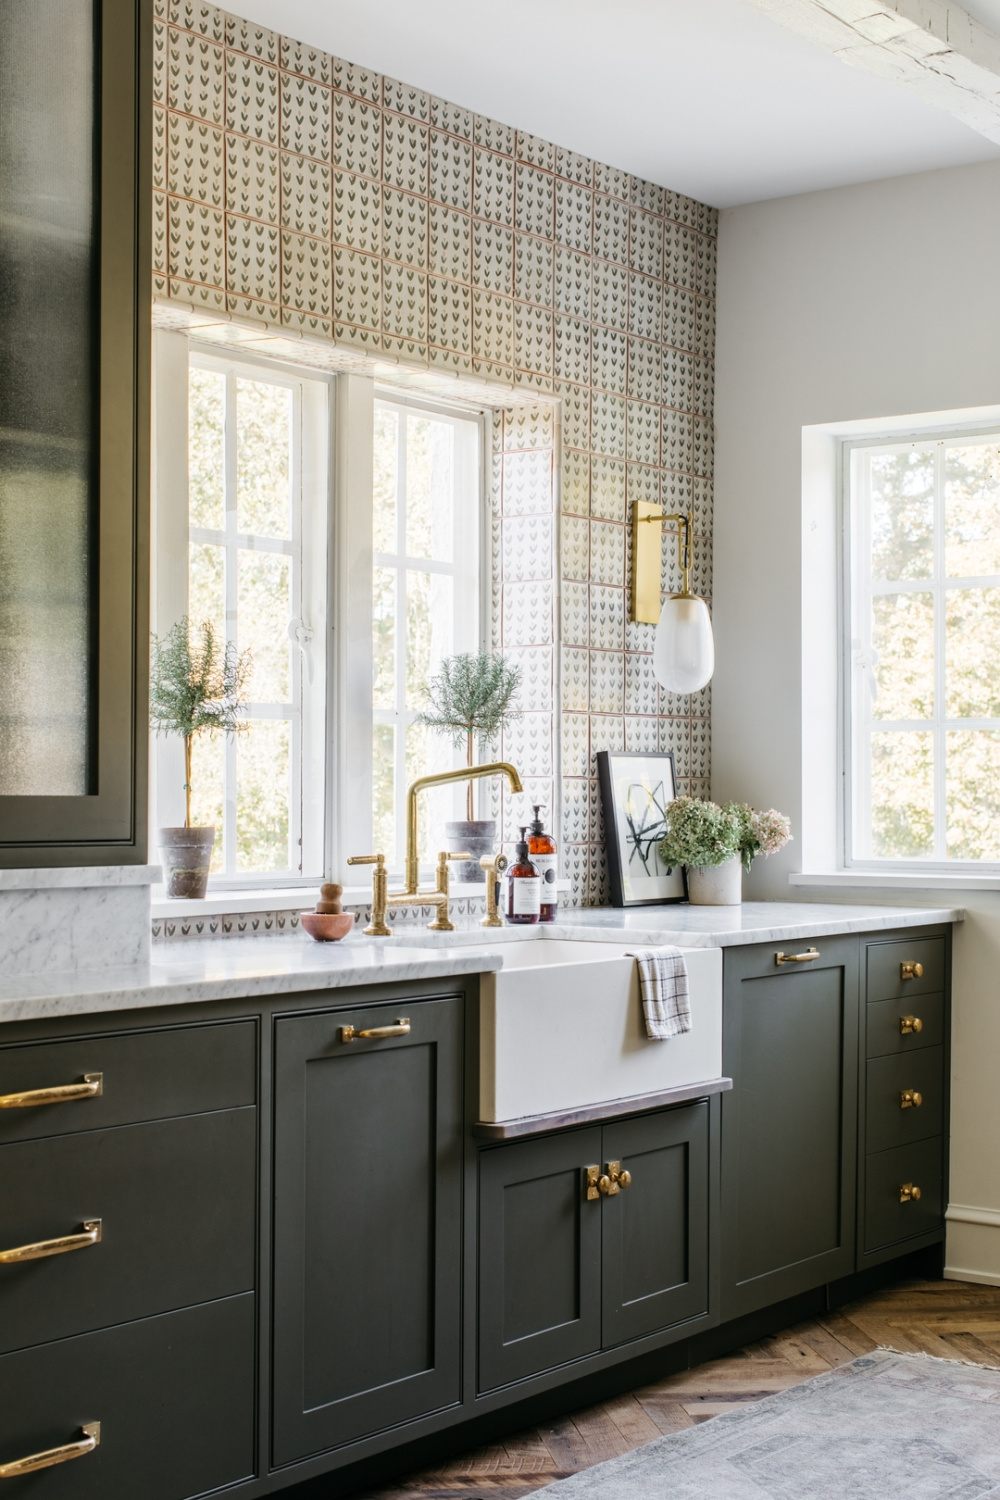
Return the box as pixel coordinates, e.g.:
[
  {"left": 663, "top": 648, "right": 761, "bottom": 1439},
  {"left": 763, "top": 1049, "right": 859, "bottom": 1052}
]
[
  {"left": 224, "top": 370, "right": 239, "bottom": 878},
  {"left": 933, "top": 443, "right": 947, "bottom": 862}
]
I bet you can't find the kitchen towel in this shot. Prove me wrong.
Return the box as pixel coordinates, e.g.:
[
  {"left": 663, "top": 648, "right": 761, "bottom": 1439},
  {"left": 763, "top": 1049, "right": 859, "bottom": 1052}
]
[{"left": 626, "top": 947, "right": 691, "bottom": 1039}]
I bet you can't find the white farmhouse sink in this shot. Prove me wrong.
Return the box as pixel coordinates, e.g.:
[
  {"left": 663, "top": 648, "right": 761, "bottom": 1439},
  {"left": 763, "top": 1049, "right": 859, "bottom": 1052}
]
[{"left": 479, "top": 940, "right": 722, "bottom": 1123}]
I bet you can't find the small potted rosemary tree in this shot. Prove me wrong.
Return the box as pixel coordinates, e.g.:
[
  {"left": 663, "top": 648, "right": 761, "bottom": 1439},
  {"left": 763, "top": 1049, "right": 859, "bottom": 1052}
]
[
  {"left": 414, "top": 650, "right": 521, "bottom": 882},
  {"left": 659, "top": 798, "right": 791, "bottom": 905},
  {"left": 150, "top": 618, "right": 252, "bottom": 899}
]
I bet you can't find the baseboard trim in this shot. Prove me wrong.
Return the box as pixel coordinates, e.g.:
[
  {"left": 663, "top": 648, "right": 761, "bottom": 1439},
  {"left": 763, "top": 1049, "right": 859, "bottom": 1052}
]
[
  {"left": 944, "top": 1265, "right": 1000, "bottom": 1286},
  {"left": 947, "top": 1204, "right": 1000, "bottom": 1229}
]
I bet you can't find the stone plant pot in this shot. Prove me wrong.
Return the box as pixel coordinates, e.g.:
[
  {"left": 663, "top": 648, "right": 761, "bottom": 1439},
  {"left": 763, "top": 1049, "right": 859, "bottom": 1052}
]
[
  {"left": 686, "top": 855, "right": 742, "bottom": 906},
  {"left": 159, "top": 826, "right": 216, "bottom": 900},
  {"left": 444, "top": 820, "right": 497, "bottom": 882}
]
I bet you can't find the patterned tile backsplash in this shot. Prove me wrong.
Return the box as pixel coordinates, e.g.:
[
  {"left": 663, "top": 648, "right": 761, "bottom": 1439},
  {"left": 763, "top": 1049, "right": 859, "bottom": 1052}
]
[{"left": 153, "top": 1, "right": 716, "bottom": 910}]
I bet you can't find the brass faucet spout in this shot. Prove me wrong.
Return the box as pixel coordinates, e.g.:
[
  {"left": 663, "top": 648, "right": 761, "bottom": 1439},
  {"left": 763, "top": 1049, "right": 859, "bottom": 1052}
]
[{"left": 404, "top": 761, "right": 523, "bottom": 894}]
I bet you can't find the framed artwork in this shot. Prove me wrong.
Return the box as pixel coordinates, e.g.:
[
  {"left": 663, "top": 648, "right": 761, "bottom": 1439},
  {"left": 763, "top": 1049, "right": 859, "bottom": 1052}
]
[{"left": 596, "top": 750, "right": 687, "bottom": 907}]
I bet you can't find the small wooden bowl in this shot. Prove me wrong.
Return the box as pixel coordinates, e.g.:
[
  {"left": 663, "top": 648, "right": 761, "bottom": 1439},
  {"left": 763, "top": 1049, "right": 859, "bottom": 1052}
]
[{"left": 301, "top": 911, "right": 356, "bottom": 942}]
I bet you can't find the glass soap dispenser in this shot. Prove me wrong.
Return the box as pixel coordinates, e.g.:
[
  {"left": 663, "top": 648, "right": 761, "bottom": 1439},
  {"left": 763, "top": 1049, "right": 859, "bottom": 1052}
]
[
  {"left": 507, "top": 828, "right": 541, "bottom": 925},
  {"left": 527, "top": 805, "right": 558, "bottom": 922}
]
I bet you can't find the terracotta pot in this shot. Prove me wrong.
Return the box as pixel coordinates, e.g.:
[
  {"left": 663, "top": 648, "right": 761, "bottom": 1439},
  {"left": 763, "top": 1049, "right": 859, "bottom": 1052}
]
[
  {"left": 159, "top": 826, "right": 216, "bottom": 899},
  {"left": 686, "top": 855, "right": 742, "bottom": 906},
  {"left": 444, "top": 820, "right": 497, "bottom": 882}
]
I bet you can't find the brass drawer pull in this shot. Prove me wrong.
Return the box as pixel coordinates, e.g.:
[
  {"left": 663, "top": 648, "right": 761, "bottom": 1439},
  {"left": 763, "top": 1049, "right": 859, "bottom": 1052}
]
[
  {"left": 775, "top": 948, "right": 820, "bottom": 965},
  {"left": 0, "top": 1422, "right": 100, "bottom": 1479},
  {"left": 899, "top": 1090, "right": 923, "bottom": 1110},
  {"left": 599, "top": 1161, "right": 632, "bottom": 1195},
  {"left": 899, "top": 1182, "right": 922, "bottom": 1203},
  {"left": 340, "top": 1018, "right": 410, "bottom": 1043},
  {"left": 584, "top": 1165, "right": 600, "bottom": 1202},
  {"left": 0, "top": 1073, "right": 102, "bottom": 1110},
  {"left": 900, "top": 961, "right": 924, "bottom": 980},
  {"left": 900, "top": 1015, "right": 923, "bottom": 1035},
  {"left": 0, "top": 1220, "right": 101, "bottom": 1266}
]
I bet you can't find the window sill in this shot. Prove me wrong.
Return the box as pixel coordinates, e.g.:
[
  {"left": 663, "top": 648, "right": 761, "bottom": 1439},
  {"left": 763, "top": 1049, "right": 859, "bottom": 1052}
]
[{"left": 790, "top": 871, "right": 1000, "bottom": 891}]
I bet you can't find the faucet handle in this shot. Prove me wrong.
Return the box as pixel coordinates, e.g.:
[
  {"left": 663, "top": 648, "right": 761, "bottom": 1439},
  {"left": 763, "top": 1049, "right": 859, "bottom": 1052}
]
[
  {"left": 348, "top": 853, "right": 385, "bottom": 867},
  {"left": 442, "top": 851, "right": 471, "bottom": 861}
]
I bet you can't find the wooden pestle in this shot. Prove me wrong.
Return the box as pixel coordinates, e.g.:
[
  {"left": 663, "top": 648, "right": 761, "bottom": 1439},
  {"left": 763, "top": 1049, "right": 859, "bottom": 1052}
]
[{"left": 315, "top": 882, "right": 343, "bottom": 915}]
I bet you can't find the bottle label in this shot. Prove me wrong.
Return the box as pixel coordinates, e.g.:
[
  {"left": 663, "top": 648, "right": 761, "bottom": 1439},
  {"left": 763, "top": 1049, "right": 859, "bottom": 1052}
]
[
  {"left": 512, "top": 876, "right": 541, "bottom": 915},
  {"left": 532, "top": 854, "right": 558, "bottom": 891}
]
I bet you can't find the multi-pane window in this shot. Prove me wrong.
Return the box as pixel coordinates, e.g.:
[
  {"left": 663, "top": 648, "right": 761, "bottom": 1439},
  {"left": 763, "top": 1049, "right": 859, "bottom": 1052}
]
[
  {"left": 178, "top": 355, "right": 327, "bottom": 880},
  {"left": 848, "top": 432, "right": 1000, "bottom": 865},
  {"left": 371, "top": 398, "right": 481, "bottom": 873}
]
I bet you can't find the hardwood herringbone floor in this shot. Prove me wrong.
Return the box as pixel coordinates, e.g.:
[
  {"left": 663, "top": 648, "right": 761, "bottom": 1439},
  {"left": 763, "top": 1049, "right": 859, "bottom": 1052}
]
[{"left": 351, "top": 1279, "right": 1000, "bottom": 1499}]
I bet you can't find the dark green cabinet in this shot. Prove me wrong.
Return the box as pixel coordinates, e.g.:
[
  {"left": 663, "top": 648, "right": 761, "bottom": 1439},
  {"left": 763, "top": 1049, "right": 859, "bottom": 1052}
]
[
  {"left": 478, "top": 1103, "right": 711, "bottom": 1393},
  {"left": 602, "top": 1104, "right": 709, "bottom": 1347},
  {"left": 721, "top": 936, "right": 859, "bottom": 1320},
  {"left": 271, "top": 996, "right": 464, "bottom": 1465}
]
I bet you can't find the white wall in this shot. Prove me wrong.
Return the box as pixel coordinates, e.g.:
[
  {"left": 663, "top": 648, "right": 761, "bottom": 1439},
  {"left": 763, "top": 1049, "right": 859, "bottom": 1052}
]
[{"left": 713, "top": 158, "right": 1000, "bottom": 1282}]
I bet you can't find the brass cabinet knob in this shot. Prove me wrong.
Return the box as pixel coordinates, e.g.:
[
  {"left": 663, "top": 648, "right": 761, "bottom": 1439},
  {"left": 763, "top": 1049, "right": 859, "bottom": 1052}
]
[
  {"left": 599, "top": 1161, "right": 629, "bottom": 1195},
  {"left": 584, "top": 1166, "right": 601, "bottom": 1202},
  {"left": 899, "top": 1182, "right": 922, "bottom": 1203},
  {"left": 899, "top": 1090, "right": 923, "bottom": 1109},
  {"left": 900, "top": 961, "right": 924, "bottom": 980},
  {"left": 900, "top": 1015, "right": 923, "bottom": 1035}
]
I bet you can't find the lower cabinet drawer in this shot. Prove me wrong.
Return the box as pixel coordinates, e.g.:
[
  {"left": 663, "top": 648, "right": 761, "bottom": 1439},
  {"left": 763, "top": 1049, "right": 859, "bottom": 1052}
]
[
  {"left": 867, "top": 993, "right": 945, "bottom": 1059},
  {"left": 0, "top": 1295, "right": 255, "bottom": 1498},
  {"left": 0, "top": 1108, "right": 256, "bottom": 1354},
  {"left": 864, "top": 1139, "right": 944, "bottom": 1252},
  {"left": 867, "top": 937, "right": 945, "bottom": 1004},
  {"left": 866, "top": 1048, "right": 943, "bottom": 1154}
]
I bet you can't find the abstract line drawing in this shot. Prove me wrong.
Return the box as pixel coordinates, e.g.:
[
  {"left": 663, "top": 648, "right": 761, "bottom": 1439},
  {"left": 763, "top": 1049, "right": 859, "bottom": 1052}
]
[{"left": 623, "top": 778, "right": 674, "bottom": 876}]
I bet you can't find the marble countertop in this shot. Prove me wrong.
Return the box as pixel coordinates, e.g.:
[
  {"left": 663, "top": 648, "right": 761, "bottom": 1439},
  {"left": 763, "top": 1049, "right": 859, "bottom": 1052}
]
[
  {"left": 0, "top": 937, "right": 505, "bottom": 1025},
  {"left": 0, "top": 901, "right": 962, "bottom": 1025}
]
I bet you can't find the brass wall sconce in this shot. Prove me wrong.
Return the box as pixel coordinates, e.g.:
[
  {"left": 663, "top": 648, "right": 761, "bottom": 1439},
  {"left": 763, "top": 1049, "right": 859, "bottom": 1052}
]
[{"left": 629, "top": 501, "right": 714, "bottom": 694}]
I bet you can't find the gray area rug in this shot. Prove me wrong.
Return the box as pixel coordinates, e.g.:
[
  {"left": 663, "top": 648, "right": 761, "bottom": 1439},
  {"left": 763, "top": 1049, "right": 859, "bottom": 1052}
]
[{"left": 535, "top": 1351, "right": 1000, "bottom": 1498}]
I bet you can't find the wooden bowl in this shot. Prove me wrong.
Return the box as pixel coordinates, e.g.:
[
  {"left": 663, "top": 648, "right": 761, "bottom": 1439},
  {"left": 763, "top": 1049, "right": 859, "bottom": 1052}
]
[{"left": 301, "top": 911, "right": 356, "bottom": 942}]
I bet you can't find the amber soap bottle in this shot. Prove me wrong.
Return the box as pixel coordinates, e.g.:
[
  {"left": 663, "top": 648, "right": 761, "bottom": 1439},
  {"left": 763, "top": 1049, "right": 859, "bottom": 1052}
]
[
  {"left": 507, "top": 828, "right": 541, "bottom": 924},
  {"left": 527, "top": 804, "right": 558, "bottom": 922}
]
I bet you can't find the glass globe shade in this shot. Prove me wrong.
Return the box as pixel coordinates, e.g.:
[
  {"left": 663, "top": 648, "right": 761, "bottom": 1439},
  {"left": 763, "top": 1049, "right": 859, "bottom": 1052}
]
[{"left": 652, "top": 594, "right": 714, "bottom": 694}]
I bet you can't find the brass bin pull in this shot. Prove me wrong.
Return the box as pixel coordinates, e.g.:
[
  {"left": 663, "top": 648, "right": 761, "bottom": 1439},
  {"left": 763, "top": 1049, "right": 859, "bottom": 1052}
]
[
  {"left": 900, "top": 1183, "right": 922, "bottom": 1203},
  {"left": 775, "top": 948, "right": 820, "bottom": 966},
  {"left": 899, "top": 1090, "right": 923, "bottom": 1110},
  {"left": 0, "top": 1220, "right": 102, "bottom": 1266},
  {"left": 900, "top": 961, "right": 924, "bottom": 980},
  {"left": 340, "top": 1018, "right": 410, "bottom": 1043},
  {"left": 0, "top": 1074, "right": 102, "bottom": 1110},
  {"left": 900, "top": 1015, "right": 923, "bottom": 1035},
  {"left": 599, "top": 1161, "right": 632, "bottom": 1196},
  {"left": 0, "top": 1423, "right": 100, "bottom": 1479}
]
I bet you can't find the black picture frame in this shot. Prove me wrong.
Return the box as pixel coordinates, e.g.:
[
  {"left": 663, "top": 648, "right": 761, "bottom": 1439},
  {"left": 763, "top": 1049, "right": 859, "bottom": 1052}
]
[{"left": 596, "top": 750, "right": 688, "bottom": 907}]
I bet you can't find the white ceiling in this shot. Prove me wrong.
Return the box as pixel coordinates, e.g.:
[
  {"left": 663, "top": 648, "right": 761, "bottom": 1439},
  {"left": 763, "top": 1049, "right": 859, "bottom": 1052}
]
[{"left": 238, "top": 0, "right": 1000, "bottom": 208}]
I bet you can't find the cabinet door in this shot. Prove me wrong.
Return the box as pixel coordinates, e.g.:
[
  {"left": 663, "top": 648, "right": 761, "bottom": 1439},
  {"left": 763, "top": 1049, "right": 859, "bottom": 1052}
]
[
  {"left": 721, "top": 936, "right": 859, "bottom": 1319},
  {"left": 478, "top": 1129, "right": 602, "bottom": 1392},
  {"left": 272, "top": 997, "right": 463, "bottom": 1465},
  {"left": 601, "top": 1104, "right": 709, "bottom": 1348}
]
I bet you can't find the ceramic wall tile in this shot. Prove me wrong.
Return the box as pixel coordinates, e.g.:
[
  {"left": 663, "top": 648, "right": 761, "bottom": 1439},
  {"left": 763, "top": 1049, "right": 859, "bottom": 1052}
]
[
  {"left": 429, "top": 204, "right": 471, "bottom": 282},
  {"left": 168, "top": 27, "right": 225, "bottom": 123},
  {"left": 384, "top": 77, "right": 430, "bottom": 120},
  {"left": 515, "top": 163, "right": 555, "bottom": 240},
  {"left": 429, "top": 132, "right": 473, "bottom": 211},
  {"left": 333, "top": 171, "right": 381, "bottom": 256},
  {"left": 281, "top": 153, "right": 331, "bottom": 239},
  {"left": 158, "top": 4, "right": 716, "bottom": 910},
  {"left": 225, "top": 51, "right": 279, "bottom": 142},
  {"left": 383, "top": 188, "right": 426, "bottom": 268}
]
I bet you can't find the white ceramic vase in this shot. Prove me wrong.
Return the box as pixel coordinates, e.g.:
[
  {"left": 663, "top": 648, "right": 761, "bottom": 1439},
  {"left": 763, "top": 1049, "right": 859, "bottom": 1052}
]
[{"left": 686, "top": 855, "right": 742, "bottom": 906}]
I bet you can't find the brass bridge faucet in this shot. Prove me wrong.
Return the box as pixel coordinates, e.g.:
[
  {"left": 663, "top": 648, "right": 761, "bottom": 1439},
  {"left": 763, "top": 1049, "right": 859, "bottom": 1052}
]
[{"left": 349, "top": 761, "right": 524, "bottom": 936}]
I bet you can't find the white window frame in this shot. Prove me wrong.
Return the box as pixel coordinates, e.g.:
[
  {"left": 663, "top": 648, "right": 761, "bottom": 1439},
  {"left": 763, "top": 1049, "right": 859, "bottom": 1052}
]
[
  {"left": 843, "top": 422, "right": 1000, "bottom": 874},
  {"left": 370, "top": 393, "right": 484, "bottom": 876},
  {"left": 151, "top": 331, "right": 330, "bottom": 888}
]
